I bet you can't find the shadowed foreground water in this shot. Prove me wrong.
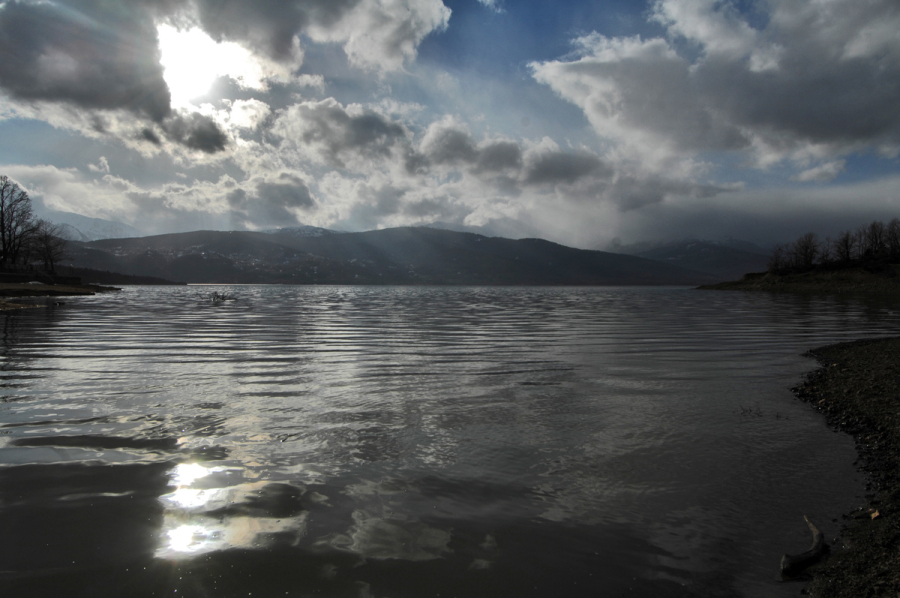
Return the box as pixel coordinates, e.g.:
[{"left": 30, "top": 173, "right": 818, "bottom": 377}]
[{"left": 1, "top": 286, "right": 898, "bottom": 597}]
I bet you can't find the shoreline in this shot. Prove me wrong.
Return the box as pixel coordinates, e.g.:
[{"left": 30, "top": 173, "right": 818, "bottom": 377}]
[
  {"left": 792, "top": 337, "right": 900, "bottom": 596},
  {"left": 0, "top": 282, "right": 121, "bottom": 310},
  {"left": 699, "top": 264, "right": 900, "bottom": 294}
]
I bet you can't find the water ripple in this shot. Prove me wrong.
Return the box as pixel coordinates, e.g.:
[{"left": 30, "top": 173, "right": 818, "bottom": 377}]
[{"left": 1, "top": 286, "right": 898, "bottom": 597}]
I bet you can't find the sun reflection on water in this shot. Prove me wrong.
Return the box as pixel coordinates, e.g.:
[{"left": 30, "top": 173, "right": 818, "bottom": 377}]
[{"left": 156, "top": 462, "right": 308, "bottom": 559}]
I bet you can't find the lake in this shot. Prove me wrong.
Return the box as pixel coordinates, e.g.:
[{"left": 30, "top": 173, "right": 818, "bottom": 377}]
[{"left": 1, "top": 286, "right": 897, "bottom": 597}]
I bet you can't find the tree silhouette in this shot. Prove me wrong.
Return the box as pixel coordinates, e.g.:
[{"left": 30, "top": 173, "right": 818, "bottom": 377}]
[
  {"left": 772, "top": 219, "right": 900, "bottom": 275},
  {"left": 29, "top": 219, "right": 68, "bottom": 273},
  {"left": 0, "top": 176, "right": 38, "bottom": 268},
  {"left": 832, "top": 230, "right": 855, "bottom": 263},
  {"left": 791, "top": 232, "right": 819, "bottom": 269}
]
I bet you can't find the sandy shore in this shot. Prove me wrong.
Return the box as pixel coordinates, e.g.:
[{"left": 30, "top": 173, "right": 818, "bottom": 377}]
[{"left": 792, "top": 337, "right": 900, "bottom": 596}]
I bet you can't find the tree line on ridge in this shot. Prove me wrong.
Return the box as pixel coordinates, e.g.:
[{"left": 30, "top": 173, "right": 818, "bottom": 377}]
[{"left": 769, "top": 219, "right": 900, "bottom": 273}]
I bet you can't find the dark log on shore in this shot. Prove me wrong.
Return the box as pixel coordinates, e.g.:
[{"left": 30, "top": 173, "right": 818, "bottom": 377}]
[{"left": 780, "top": 516, "right": 827, "bottom": 576}]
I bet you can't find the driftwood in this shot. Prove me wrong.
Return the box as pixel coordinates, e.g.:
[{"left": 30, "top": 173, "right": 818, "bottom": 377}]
[{"left": 780, "top": 516, "right": 828, "bottom": 576}]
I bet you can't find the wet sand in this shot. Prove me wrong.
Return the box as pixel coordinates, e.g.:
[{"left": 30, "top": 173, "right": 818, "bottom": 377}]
[{"left": 792, "top": 337, "right": 900, "bottom": 596}]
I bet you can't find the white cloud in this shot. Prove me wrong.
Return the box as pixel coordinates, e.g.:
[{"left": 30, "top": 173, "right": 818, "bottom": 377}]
[
  {"left": 4, "top": 164, "right": 138, "bottom": 223},
  {"left": 532, "top": 0, "right": 900, "bottom": 180},
  {"left": 294, "top": 74, "right": 326, "bottom": 92},
  {"left": 476, "top": 0, "right": 504, "bottom": 13},
  {"left": 791, "top": 160, "right": 846, "bottom": 182},
  {"left": 651, "top": 0, "right": 782, "bottom": 70},
  {"left": 88, "top": 156, "right": 110, "bottom": 174},
  {"left": 223, "top": 99, "right": 272, "bottom": 131},
  {"left": 306, "top": 0, "right": 451, "bottom": 71},
  {"left": 531, "top": 34, "right": 748, "bottom": 166}
]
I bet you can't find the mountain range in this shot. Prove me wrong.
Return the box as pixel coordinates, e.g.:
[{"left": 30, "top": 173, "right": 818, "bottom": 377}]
[
  {"left": 64, "top": 227, "right": 723, "bottom": 286},
  {"left": 42, "top": 210, "right": 142, "bottom": 241}
]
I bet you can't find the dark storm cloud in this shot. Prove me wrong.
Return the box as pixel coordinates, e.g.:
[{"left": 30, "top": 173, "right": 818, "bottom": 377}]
[
  {"left": 696, "top": 54, "right": 900, "bottom": 145},
  {"left": 141, "top": 127, "right": 162, "bottom": 145},
  {"left": 256, "top": 173, "right": 316, "bottom": 212},
  {"left": 524, "top": 151, "right": 613, "bottom": 185},
  {"left": 420, "top": 124, "right": 479, "bottom": 165},
  {"left": 403, "top": 197, "right": 451, "bottom": 218},
  {"left": 223, "top": 173, "right": 316, "bottom": 227},
  {"left": 0, "top": 0, "right": 171, "bottom": 121},
  {"left": 418, "top": 120, "right": 611, "bottom": 187},
  {"left": 163, "top": 112, "right": 228, "bottom": 153},
  {"left": 273, "top": 99, "right": 409, "bottom": 167},
  {"left": 474, "top": 140, "right": 522, "bottom": 172},
  {"left": 608, "top": 176, "right": 725, "bottom": 211}
]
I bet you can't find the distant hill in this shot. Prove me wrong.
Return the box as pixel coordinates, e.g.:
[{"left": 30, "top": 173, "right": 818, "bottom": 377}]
[
  {"left": 261, "top": 225, "right": 337, "bottom": 238},
  {"left": 42, "top": 210, "right": 142, "bottom": 241},
  {"left": 633, "top": 240, "right": 770, "bottom": 280},
  {"left": 55, "top": 266, "right": 185, "bottom": 286},
  {"left": 64, "top": 226, "right": 721, "bottom": 285},
  {"left": 605, "top": 238, "right": 769, "bottom": 280}
]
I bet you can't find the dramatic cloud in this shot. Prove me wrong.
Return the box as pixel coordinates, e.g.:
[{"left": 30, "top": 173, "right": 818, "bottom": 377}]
[
  {"left": 473, "top": 140, "right": 522, "bottom": 173},
  {"left": 272, "top": 99, "right": 410, "bottom": 169},
  {"left": 3, "top": 164, "right": 140, "bottom": 224},
  {"left": 532, "top": 0, "right": 900, "bottom": 172},
  {"left": 305, "top": 0, "right": 451, "bottom": 71},
  {"left": 419, "top": 118, "right": 479, "bottom": 166},
  {"left": 531, "top": 34, "right": 748, "bottom": 163},
  {"left": 254, "top": 172, "right": 316, "bottom": 214},
  {"left": 0, "top": 0, "right": 450, "bottom": 153},
  {"left": 156, "top": 24, "right": 295, "bottom": 107},
  {"left": 0, "top": 0, "right": 171, "bottom": 121},
  {"left": 164, "top": 112, "right": 229, "bottom": 154},
  {"left": 193, "top": 0, "right": 450, "bottom": 71},
  {"left": 523, "top": 147, "right": 612, "bottom": 185},
  {"left": 1, "top": 0, "right": 898, "bottom": 249}
]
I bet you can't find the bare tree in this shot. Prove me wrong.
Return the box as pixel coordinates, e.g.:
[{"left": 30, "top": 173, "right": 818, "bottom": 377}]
[
  {"left": 768, "top": 243, "right": 789, "bottom": 273},
  {"left": 866, "top": 220, "right": 887, "bottom": 257},
  {"left": 29, "top": 219, "right": 69, "bottom": 273},
  {"left": 833, "top": 230, "right": 856, "bottom": 263},
  {"left": 0, "top": 176, "right": 38, "bottom": 268},
  {"left": 887, "top": 218, "right": 900, "bottom": 261},
  {"left": 854, "top": 224, "right": 869, "bottom": 259},
  {"left": 820, "top": 236, "right": 833, "bottom": 264},
  {"left": 791, "top": 233, "right": 819, "bottom": 269}
]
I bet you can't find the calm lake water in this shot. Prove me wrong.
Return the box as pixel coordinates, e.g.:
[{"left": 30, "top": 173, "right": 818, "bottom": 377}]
[{"left": 1, "top": 286, "right": 898, "bottom": 597}]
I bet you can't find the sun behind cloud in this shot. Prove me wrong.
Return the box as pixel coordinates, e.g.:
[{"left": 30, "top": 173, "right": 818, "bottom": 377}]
[{"left": 157, "top": 24, "right": 274, "bottom": 108}]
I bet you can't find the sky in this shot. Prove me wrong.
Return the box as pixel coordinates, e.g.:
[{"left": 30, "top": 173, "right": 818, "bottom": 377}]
[{"left": 0, "top": 0, "right": 899, "bottom": 249}]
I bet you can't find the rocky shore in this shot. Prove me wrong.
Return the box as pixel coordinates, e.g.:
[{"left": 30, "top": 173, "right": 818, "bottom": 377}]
[{"left": 792, "top": 337, "right": 900, "bottom": 596}]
